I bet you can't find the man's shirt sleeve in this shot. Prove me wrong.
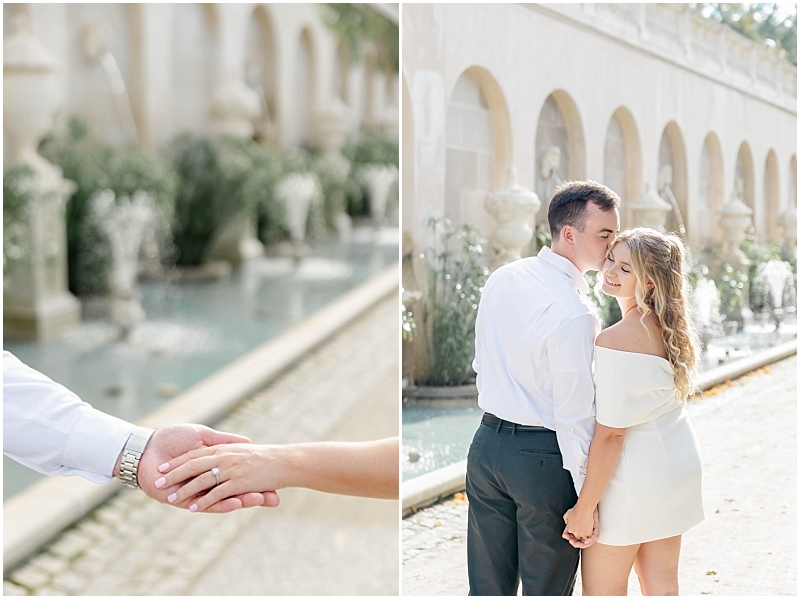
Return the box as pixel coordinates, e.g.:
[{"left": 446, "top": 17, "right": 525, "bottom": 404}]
[
  {"left": 3, "top": 351, "right": 135, "bottom": 483},
  {"left": 547, "top": 313, "right": 599, "bottom": 495}
]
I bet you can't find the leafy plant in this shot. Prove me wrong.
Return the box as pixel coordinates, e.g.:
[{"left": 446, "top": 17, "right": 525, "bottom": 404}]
[
  {"left": 322, "top": 4, "right": 399, "bottom": 73},
  {"left": 423, "top": 218, "right": 490, "bottom": 386},
  {"left": 342, "top": 130, "right": 399, "bottom": 216},
  {"left": 3, "top": 165, "right": 39, "bottom": 282},
  {"left": 585, "top": 272, "right": 623, "bottom": 329},
  {"left": 39, "top": 116, "right": 177, "bottom": 294},
  {"left": 716, "top": 263, "right": 748, "bottom": 320}
]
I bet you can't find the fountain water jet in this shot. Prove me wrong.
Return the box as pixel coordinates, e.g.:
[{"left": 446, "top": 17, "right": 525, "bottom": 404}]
[
  {"left": 753, "top": 260, "right": 794, "bottom": 330},
  {"left": 274, "top": 172, "right": 321, "bottom": 265},
  {"left": 89, "top": 189, "right": 154, "bottom": 340},
  {"left": 692, "top": 278, "right": 724, "bottom": 353},
  {"left": 359, "top": 164, "right": 398, "bottom": 229}
]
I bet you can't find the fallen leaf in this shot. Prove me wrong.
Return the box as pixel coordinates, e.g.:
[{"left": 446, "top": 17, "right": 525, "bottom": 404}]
[
  {"left": 714, "top": 579, "right": 720, "bottom": 583},
  {"left": 706, "top": 571, "right": 717, "bottom": 576},
  {"left": 434, "top": 521, "right": 442, "bottom": 527}
]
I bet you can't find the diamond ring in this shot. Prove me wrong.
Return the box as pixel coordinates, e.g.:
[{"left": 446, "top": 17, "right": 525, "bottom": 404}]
[{"left": 210, "top": 467, "right": 220, "bottom": 487}]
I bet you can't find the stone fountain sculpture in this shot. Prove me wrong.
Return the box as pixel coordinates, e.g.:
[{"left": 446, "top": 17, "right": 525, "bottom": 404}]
[
  {"left": 629, "top": 184, "right": 672, "bottom": 232},
  {"left": 89, "top": 190, "right": 154, "bottom": 340},
  {"left": 540, "top": 147, "right": 563, "bottom": 207},
  {"left": 82, "top": 21, "right": 138, "bottom": 145},
  {"left": 3, "top": 9, "right": 81, "bottom": 340},
  {"left": 208, "top": 74, "right": 265, "bottom": 265},
  {"left": 658, "top": 166, "right": 686, "bottom": 237},
  {"left": 359, "top": 164, "right": 399, "bottom": 228},
  {"left": 274, "top": 172, "right": 322, "bottom": 264},
  {"left": 311, "top": 98, "right": 353, "bottom": 239},
  {"left": 484, "top": 167, "right": 541, "bottom": 268},
  {"left": 717, "top": 178, "right": 754, "bottom": 326}
]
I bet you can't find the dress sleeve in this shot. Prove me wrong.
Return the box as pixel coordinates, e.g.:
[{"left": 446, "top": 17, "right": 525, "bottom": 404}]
[
  {"left": 3, "top": 351, "right": 135, "bottom": 483},
  {"left": 594, "top": 350, "right": 681, "bottom": 429}
]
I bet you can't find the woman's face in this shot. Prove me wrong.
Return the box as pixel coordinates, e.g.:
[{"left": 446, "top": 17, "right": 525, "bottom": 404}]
[{"left": 601, "top": 241, "right": 638, "bottom": 299}]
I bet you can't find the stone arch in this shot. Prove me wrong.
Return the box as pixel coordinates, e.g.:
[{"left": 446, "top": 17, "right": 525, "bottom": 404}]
[
  {"left": 246, "top": 5, "right": 279, "bottom": 143},
  {"left": 764, "top": 150, "right": 780, "bottom": 242},
  {"left": 292, "top": 27, "right": 317, "bottom": 145},
  {"left": 444, "top": 66, "right": 512, "bottom": 234},
  {"left": 361, "top": 51, "right": 377, "bottom": 126},
  {"left": 603, "top": 106, "right": 642, "bottom": 229},
  {"left": 534, "top": 90, "right": 587, "bottom": 215},
  {"left": 734, "top": 142, "right": 755, "bottom": 233},
  {"left": 698, "top": 132, "right": 725, "bottom": 245},
  {"left": 657, "top": 121, "right": 689, "bottom": 238}
]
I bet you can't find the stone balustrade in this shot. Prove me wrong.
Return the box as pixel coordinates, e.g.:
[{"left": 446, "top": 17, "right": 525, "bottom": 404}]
[{"left": 540, "top": 3, "right": 796, "bottom": 113}]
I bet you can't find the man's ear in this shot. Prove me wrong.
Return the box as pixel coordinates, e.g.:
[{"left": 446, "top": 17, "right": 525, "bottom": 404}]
[
  {"left": 561, "top": 225, "right": 575, "bottom": 247},
  {"left": 646, "top": 279, "right": 655, "bottom": 290}
]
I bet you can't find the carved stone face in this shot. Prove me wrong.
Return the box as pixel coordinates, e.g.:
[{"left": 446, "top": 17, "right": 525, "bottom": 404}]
[{"left": 541, "top": 146, "right": 561, "bottom": 178}]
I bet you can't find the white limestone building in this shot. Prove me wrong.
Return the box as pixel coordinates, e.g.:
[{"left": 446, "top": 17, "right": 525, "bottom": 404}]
[{"left": 402, "top": 3, "right": 797, "bottom": 256}]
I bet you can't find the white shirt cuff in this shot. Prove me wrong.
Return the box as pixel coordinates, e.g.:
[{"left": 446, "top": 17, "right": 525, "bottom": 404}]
[{"left": 62, "top": 409, "right": 136, "bottom": 482}]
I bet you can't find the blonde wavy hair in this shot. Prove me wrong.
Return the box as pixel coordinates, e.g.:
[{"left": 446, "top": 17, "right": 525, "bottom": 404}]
[{"left": 608, "top": 228, "right": 698, "bottom": 400}]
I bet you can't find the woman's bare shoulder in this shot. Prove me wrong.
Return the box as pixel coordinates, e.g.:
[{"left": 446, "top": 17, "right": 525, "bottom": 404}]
[{"left": 596, "top": 312, "right": 666, "bottom": 358}]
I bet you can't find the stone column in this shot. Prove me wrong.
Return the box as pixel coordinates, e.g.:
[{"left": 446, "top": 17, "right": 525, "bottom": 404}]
[
  {"left": 484, "top": 167, "right": 541, "bottom": 268},
  {"left": 629, "top": 184, "right": 672, "bottom": 232},
  {"left": 208, "top": 76, "right": 265, "bottom": 264},
  {"left": 311, "top": 98, "right": 353, "bottom": 239},
  {"left": 3, "top": 10, "right": 81, "bottom": 340}
]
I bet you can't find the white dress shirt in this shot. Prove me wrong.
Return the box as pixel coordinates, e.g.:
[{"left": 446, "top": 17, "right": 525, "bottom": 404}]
[
  {"left": 3, "top": 351, "right": 135, "bottom": 483},
  {"left": 473, "top": 246, "right": 600, "bottom": 494}
]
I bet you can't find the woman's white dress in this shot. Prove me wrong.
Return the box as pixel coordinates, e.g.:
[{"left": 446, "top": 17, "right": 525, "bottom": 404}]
[{"left": 594, "top": 346, "right": 704, "bottom": 546}]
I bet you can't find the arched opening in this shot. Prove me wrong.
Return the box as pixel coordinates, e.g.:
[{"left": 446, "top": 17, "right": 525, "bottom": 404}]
[
  {"left": 657, "top": 122, "right": 689, "bottom": 238},
  {"left": 734, "top": 142, "right": 755, "bottom": 232},
  {"left": 293, "top": 28, "right": 316, "bottom": 145},
  {"left": 246, "top": 6, "right": 278, "bottom": 145},
  {"left": 361, "top": 53, "right": 377, "bottom": 127},
  {"left": 444, "top": 66, "right": 511, "bottom": 235},
  {"left": 698, "top": 132, "right": 725, "bottom": 246},
  {"left": 172, "top": 4, "right": 217, "bottom": 137},
  {"left": 534, "top": 90, "right": 587, "bottom": 216},
  {"left": 764, "top": 150, "right": 780, "bottom": 242},
  {"left": 603, "top": 107, "right": 641, "bottom": 229}
]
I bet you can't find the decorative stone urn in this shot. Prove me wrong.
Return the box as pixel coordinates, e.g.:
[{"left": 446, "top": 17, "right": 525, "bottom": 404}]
[
  {"left": 3, "top": 10, "right": 81, "bottom": 340},
  {"left": 778, "top": 204, "right": 797, "bottom": 248},
  {"left": 210, "top": 75, "right": 262, "bottom": 138},
  {"left": 629, "top": 184, "right": 672, "bottom": 232},
  {"left": 717, "top": 189, "right": 754, "bottom": 273},
  {"left": 208, "top": 75, "right": 264, "bottom": 264},
  {"left": 484, "top": 167, "right": 541, "bottom": 268},
  {"left": 311, "top": 99, "right": 354, "bottom": 239},
  {"left": 717, "top": 187, "right": 754, "bottom": 327}
]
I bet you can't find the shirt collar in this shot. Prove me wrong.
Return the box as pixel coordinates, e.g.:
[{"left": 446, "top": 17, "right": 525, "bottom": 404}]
[{"left": 537, "top": 246, "right": 589, "bottom": 296}]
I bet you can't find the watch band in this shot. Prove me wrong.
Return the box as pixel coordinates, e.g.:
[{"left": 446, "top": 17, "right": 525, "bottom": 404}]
[{"left": 118, "top": 427, "right": 155, "bottom": 489}]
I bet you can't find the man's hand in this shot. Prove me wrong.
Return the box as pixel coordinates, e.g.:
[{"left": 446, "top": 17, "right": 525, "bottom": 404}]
[
  {"left": 132, "top": 424, "right": 280, "bottom": 513},
  {"left": 562, "top": 505, "right": 599, "bottom": 549}
]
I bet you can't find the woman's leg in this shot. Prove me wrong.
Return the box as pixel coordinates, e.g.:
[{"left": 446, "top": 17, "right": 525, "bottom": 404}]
[
  {"left": 633, "top": 535, "right": 681, "bottom": 596},
  {"left": 581, "top": 542, "right": 640, "bottom": 596}
]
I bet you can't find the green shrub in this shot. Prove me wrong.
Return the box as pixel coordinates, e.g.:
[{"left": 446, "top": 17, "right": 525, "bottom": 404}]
[
  {"left": 424, "top": 218, "right": 490, "bottom": 386},
  {"left": 343, "top": 129, "right": 399, "bottom": 216},
  {"left": 39, "top": 117, "right": 177, "bottom": 294}
]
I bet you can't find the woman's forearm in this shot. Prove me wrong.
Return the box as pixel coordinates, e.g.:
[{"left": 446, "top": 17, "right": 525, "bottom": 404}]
[
  {"left": 276, "top": 438, "right": 399, "bottom": 499},
  {"left": 575, "top": 424, "right": 625, "bottom": 513}
]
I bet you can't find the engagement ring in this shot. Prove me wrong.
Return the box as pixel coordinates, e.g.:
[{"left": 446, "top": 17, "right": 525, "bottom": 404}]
[{"left": 211, "top": 467, "right": 220, "bottom": 487}]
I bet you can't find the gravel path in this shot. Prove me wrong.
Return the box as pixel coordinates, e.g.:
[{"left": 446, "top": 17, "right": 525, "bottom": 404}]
[
  {"left": 4, "top": 295, "right": 399, "bottom": 596},
  {"left": 402, "top": 355, "right": 797, "bottom": 596}
]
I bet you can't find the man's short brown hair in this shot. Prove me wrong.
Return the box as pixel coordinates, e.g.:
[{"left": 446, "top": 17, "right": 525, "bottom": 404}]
[{"left": 548, "top": 180, "right": 621, "bottom": 239}]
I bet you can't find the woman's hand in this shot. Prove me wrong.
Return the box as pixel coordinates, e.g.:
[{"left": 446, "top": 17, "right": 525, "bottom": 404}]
[
  {"left": 154, "top": 443, "right": 285, "bottom": 513},
  {"left": 563, "top": 504, "right": 598, "bottom": 547}
]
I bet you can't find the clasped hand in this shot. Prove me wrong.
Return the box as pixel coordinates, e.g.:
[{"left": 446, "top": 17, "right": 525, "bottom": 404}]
[{"left": 562, "top": 505, "right": 599, "bottom": 549}]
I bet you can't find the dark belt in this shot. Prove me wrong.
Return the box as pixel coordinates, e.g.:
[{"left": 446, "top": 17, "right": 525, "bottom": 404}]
[{"left": 481, "top": 413, "right": 551, "bottom": 433}]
